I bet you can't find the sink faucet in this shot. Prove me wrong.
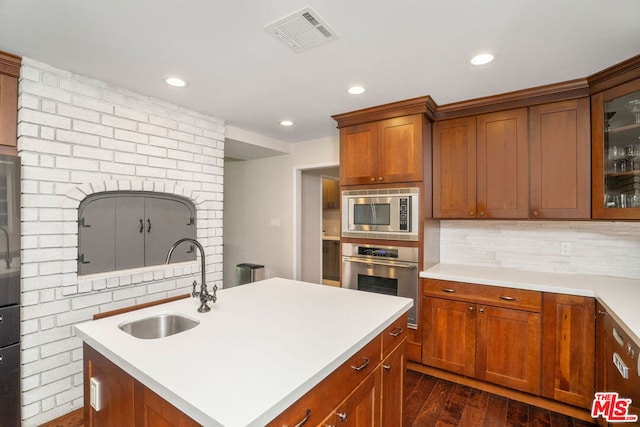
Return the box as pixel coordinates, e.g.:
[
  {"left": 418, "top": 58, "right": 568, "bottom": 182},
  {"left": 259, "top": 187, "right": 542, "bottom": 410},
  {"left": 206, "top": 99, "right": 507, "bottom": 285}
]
[{"left": 165, "top": 238, "right": 217, "bottom": 313}]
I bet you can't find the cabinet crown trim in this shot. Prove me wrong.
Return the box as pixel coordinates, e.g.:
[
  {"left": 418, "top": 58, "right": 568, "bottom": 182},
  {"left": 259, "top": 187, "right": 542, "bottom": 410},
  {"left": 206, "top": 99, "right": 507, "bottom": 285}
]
[
  {"left": 332, "top": 95, "right": 436, "bottom": 127},
  {"left": 0, "top": 51, "right": 21, "bottom": 78}
]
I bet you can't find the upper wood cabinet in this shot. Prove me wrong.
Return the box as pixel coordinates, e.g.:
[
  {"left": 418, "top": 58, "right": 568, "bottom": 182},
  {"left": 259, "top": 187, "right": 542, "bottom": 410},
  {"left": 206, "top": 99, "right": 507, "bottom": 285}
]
[
  {"left": 529, "top": 98, "right": 591, "bottom": 219},
  {"left": 0, "top": 51, "right": 20, "bottom": 154},
  {"left": 333, "top": 96, "right": 435, "bottom": 187},
  {"left": 591, "top": 77, "right": 640, "bottom": 219},
  {"left": 433, "top": 108, "right": 529, "bottom": 219},
  {"left": 340, "top": 114, "right": 425, "bottom": 185}
]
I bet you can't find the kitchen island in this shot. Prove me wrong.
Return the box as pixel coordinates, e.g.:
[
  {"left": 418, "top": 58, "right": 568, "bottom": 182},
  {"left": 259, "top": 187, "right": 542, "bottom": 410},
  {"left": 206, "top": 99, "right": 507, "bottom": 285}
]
[{"left": 74, "top": 277, "right": 412, "bottom": 426}]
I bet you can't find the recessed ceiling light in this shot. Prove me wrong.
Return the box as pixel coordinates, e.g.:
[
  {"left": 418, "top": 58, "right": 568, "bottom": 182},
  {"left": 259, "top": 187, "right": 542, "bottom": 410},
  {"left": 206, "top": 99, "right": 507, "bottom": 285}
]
[
  {"left": 280, "top": 120, "right": 294, "bottom": 127},
  {"left": 348, "top": 86, "right": 366, "bottom": 95},
  {"left": 470, "top": 53, "right": 494, "bottom": 66},
  {"left": 165, "top": 77, "right": 187, "bottom": 87}
]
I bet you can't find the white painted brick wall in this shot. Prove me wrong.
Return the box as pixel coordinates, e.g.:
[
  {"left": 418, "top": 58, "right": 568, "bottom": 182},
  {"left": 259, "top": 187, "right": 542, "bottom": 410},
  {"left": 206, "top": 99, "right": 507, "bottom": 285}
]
[
  {"left": 440, "top": 220, "right": 640, "bottom": 279},
  {"left": 18, "top": 58, "right": 225, "bottom": 426}
]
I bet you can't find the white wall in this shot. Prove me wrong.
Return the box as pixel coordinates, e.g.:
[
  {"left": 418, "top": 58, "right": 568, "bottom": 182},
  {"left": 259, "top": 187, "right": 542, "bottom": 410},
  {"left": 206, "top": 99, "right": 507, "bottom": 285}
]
[
  {"left": 18, "top": 58, "right": 224, "bottom": 426},
  {"left": 440, "top": 220, "right": 640, "bottom": 279},
  {"left": 223, "top": 136, "right": 339, "bottom": 284}
]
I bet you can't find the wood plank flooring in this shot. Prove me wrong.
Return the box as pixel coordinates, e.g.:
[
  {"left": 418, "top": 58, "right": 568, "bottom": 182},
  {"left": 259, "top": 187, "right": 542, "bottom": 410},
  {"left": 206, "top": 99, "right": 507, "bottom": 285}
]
[{"left": 404, "top": 370, "right": 598, "bottom": 427}]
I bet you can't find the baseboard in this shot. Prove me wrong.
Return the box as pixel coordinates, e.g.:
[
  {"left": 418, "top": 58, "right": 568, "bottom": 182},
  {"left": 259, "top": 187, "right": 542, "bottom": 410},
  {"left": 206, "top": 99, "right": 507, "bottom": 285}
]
[
  {"left": 38, "top": 408, "right": 83, "bottom": 427},
  {"left": 407, "top": 362, "right": 595, "bottom": 423}
]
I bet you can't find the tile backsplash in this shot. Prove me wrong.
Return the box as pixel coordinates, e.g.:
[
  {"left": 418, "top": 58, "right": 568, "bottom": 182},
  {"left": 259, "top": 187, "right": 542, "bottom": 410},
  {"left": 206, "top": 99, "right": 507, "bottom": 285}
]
[{"left": 440, "top": 220, "right": 640, "bottom": 279}]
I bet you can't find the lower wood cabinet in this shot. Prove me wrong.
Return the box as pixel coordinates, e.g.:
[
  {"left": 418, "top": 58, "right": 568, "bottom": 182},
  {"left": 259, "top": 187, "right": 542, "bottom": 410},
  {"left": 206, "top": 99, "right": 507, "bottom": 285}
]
[
  {"left": 83, "top": 344, "right": 199, "bottom": 427},
  {"left": 422, "top": 279, "right": 598, "bottom": 408},
  {"left": 541, "top": 293, "right": 595, "bottom": 409}
]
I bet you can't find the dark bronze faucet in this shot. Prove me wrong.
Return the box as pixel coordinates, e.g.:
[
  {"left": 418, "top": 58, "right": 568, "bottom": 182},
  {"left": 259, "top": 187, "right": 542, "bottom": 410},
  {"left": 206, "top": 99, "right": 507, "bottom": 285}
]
[{"left": 165, "top": 238, "right": 217, "bottom": 313}]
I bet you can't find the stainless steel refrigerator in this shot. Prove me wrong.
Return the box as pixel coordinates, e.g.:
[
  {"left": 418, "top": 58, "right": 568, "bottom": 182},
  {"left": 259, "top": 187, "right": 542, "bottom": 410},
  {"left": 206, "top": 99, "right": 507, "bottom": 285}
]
[{"left": 0, "top": 154, "right": 20, "bottom": 426}]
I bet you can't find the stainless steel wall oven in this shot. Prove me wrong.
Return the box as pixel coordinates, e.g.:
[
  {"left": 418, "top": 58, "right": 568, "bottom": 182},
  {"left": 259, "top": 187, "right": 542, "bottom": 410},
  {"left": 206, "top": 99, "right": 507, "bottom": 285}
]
[{"left": 341, "top": 243, "right": 418, "bottom": 328}]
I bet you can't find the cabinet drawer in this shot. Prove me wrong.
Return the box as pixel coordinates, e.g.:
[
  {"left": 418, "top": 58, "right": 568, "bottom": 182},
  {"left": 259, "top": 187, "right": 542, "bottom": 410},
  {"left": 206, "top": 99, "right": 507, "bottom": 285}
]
[
  {"left": 267, "top": 334, "right": 382, "bottom": 426},
  {"left": 423, "top": 279, "right": 542, "bottom": 312},
  {"left": 382, "top": 313, "right": 408, "bottom": 358}
]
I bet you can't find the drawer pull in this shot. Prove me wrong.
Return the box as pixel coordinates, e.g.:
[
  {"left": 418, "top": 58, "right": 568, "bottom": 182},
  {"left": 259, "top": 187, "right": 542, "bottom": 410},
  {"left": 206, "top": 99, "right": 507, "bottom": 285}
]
[
  {"left": 383, "top": 364, "right": 391, "bottom": 371},
  {"left": 292, "top": 409, "right": 311, "bottom": 427},
  {"left": 499, "top": 296, "right": 517, "bottom": 301},
  {"left": 351, "top": 357, "right": 370, "bottom": 372},
  {"left": 442, "top": 288, "right": 456, "bottom": 293},
  {"left": 337, "top": 412, "right": 348, "bottom": 422},
  {"left": 389, "top": 326, "right": 403, "bottom": 337}
]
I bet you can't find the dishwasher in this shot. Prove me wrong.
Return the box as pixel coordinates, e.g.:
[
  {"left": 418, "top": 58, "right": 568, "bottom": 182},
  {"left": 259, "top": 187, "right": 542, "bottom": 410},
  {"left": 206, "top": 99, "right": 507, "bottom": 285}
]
[{"left": 598, "top": 308, "right": 640, "bottom": 424}]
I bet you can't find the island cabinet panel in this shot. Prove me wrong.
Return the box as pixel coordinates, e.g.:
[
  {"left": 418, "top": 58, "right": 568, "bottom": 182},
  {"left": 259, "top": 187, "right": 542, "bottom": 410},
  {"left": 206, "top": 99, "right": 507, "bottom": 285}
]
[
  {"left": 432, "top": 116, "right": 477, "bottom": 218},
  {"left": 340, "top": 114, "right": 424, "bottom": 186},
  {"left": 475, "top": 305, "right": 541, "bottom": 395},
  {"left": 541, "top": 293, "right": 595, "bottom": 409},
  {"left": 381, "top": 341, "right": 405, "bottom": 427},
  {"left": 84, "top": 345, "right": 135, "bottom": 427},
  {"left": 529, "top": 98, "right": 591, "bottom": 219},
  {"left": 83, "top": 344, "right": 198, "bottom": 427}
]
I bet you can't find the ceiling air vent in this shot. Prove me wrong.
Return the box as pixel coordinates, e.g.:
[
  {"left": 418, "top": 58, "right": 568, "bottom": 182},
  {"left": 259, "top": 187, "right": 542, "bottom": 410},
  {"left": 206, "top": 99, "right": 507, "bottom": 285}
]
[{"left": 265, "top": 7, "right": 338, "bottom": 52}]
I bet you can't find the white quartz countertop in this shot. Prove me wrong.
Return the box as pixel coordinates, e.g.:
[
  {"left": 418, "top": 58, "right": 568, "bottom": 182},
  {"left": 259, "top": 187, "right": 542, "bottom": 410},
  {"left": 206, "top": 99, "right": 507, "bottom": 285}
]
[
  {"left": 74, "top": 277, "right": 412, "bottom": 427},
  {"left": 421, "top": 264, "right": 640, "bottom": 345}
]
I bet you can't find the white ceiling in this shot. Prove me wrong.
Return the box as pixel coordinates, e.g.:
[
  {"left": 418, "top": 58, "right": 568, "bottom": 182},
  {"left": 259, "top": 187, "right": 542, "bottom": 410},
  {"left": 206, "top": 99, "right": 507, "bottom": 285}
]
[{"left": 1, "top": 0, "right": 639, "bottom": 157}]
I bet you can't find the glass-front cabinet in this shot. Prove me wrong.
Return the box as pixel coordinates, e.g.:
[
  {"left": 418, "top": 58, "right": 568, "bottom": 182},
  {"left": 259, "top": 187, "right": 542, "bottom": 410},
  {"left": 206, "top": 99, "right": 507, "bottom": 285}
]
[{"left": 592, "top": 78, "right": 640, "bottom": 219}]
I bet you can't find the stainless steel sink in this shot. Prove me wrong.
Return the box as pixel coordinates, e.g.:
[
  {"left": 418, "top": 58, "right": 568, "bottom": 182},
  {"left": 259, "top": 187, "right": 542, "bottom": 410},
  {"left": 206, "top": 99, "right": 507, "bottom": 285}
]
[{"left": 118, "top": 314, "right": 199, "bottom": 339}]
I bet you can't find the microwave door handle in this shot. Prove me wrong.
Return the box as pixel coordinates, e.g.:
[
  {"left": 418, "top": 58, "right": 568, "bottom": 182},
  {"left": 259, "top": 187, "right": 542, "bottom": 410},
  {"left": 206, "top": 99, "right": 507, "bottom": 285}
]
[{"left": 343, "top": 257, "right": 417, "bottom": 269}]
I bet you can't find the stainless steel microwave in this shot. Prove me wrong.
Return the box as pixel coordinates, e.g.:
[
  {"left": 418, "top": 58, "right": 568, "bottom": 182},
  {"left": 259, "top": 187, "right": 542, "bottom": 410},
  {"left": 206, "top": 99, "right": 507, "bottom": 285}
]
[{"left": 341, "top": 187, "right": 419, "bottom": 241}]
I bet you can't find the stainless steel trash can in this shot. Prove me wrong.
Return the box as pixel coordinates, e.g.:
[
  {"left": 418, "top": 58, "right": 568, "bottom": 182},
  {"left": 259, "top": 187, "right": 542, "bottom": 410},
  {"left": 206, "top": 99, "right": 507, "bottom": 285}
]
[{"left": 236, "top": 263, "right": 265, "bottom": 286}]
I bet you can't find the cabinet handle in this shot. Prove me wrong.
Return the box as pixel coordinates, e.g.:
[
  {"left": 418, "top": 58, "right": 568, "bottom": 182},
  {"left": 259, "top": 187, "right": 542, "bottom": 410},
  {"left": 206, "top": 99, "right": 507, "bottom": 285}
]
[
  {"left": 469, "top": 211, "right": 475, "bottom": 216},
  {"left": 598, "top": 310, "right": 607, "bottom": 316},
  {"left": 479, "top": 307, "right": 484, "bottom": 314},
  {"left": 370, "top": 177, "right": 376, "bottom": 182},
  {"left": 479, "top": 211, "right": 484, "bottom": 217},
  {"left": 292, "top": 409, "right": 311, "bottom": 427},
  {"left": 0, "top": 314, "right": 3, "bottom": 323},
  {"left": 499, "top": 296, "right": 517, "bottom": 301},
  {"left": 442, "top": 288, "right": 456, "bottom": 293},
  {"left": 383, "top": 364, "right": 392, "bottom": 371},
  {"left": 350, "top": 356, "right": 369, "bottom": 372},
  {"left": 139, "top": 218, "right": 144, "bottom": 233},
  {"left": 337, "top": 412, "right": 348, "bottom": 422},
  {"left": 389, "top": 326, "right": 403, "bottom": 337},
  {"left": 532, "top": 210, "right": 539, "bottom": 217},
  {"left": 378, "top": 177, "right": 383, "bottom": 181},
  {"left": 147, "top": 219, "right": 151, "bottom": 233},
  {"left": 468, "top": 306, "right": 474, "bottom": 312}
]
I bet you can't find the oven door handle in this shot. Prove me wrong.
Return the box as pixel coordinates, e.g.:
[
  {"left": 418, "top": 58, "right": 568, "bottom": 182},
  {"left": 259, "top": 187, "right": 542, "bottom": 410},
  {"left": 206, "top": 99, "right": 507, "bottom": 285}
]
[{"left": 342, "top": 257, "right": 418, "bottom": 269}]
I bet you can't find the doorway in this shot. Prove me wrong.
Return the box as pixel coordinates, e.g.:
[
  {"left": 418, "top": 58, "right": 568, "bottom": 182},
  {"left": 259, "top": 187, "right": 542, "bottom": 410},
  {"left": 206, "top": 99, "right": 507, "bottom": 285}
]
[{"left": 298, "top": 166, "right": 339, "bottom": 284}]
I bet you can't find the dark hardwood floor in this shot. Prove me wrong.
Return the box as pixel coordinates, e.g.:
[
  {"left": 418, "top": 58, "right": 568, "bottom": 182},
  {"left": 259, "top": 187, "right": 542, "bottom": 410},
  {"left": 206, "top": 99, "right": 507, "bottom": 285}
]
[{"left": 404, "top": 370, "right": 598, "bottom": 427}]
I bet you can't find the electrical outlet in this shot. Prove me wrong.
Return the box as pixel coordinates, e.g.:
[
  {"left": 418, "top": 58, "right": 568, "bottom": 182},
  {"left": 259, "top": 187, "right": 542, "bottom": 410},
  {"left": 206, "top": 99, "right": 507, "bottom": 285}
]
[{"left": 560, "top": 242, "right": 571, "bottom": 256}]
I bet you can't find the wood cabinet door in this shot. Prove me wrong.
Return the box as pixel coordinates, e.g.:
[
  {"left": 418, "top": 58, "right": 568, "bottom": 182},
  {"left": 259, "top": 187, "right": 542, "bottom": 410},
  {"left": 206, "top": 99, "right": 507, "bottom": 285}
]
[
  {"left": 377, "top": 114, "right": 423, "bottom": 184},
  {"left": 338, "top": 371, "right": 379, "bottom": 427},
  {"left": 84, "top": 345, "right": 135, "bottom": 427},
  {"left": 422, "top": 297, "right": 476, "bottom": 377},
  {"left": 476, "top": 305, "right": 541, "bottom": 394},
  {"left": 134, "top": 383, "right": 200, "bottom": 427},
  {"left": 381, "top": 339, "right": 406, "bottom": 427},
  {"left": 0, "top": 74, "right": 17, "bottom": 148},
  {"left": 340, "top": 122, "right": 378, "bottom": 185},
  {"left": 476, "top": 108, "right": 529, "bottom": 219},
  {"left": 541, "top": 294, "right": 595, "bottom": 408},
  {"left": 432, "top": 116, "right": 477, "bottom": 218},
  {"left": 529, "top": 99, "right": 591, "bottom": 219}
]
